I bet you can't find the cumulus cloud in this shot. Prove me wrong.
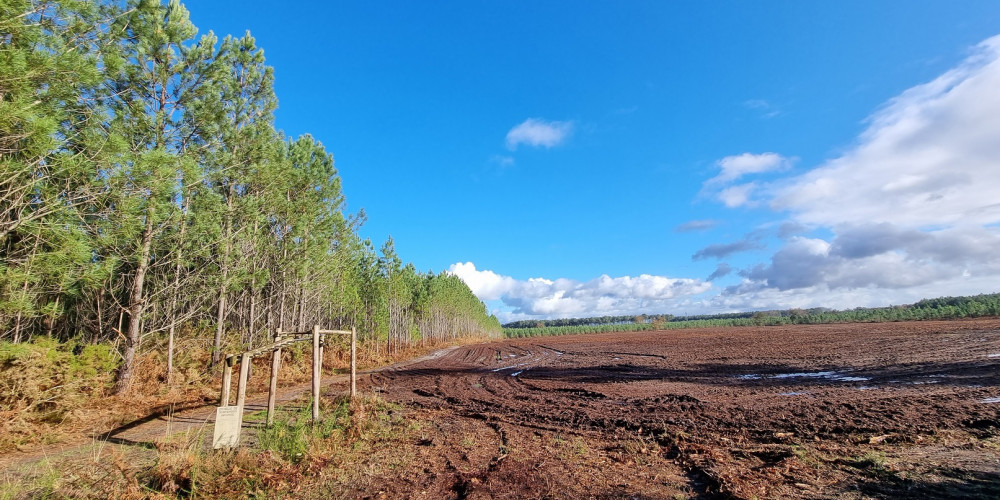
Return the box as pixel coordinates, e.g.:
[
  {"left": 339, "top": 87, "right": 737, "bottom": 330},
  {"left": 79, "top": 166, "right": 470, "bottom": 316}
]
[
  {"left": 447, "top": 262, "right": 517, "bottom": 301},
  {"left": 697, "top": 35, "right": 1000, "bottom": 310},
  {"left": 828, "top": 223, "right": 929, "bottom": 259},
  {"left": 708, "top": 276, "right": 998, "bottom": 313},
  {"left": 462, "top": 36, "right": 1000, "bottom": 320},
  {"left": 447, "top": 262, "right": 711, "bottom": 320},
  {"left": 505, "top": 118, "right": 574, "bottom": 150},
  {"left": 674, "top": 219, "right": 719, "bottom": 232},
  {"left": 771, "top": 35, "right": 1000, "bottom": 228},
  {"left": 739, "top": 226, "right": 1000, "bottom": 292}
]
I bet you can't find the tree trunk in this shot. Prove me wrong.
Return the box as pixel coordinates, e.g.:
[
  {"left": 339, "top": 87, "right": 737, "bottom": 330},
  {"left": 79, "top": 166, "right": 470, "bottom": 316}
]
[
  {"left": 213, "top": 272, "right": 228, "bottom": 366},
  {"left": 297, "top": 285, "right": 306, "bottom": 331},
  {"left": 278, "top": 246, "right": 288, "bottom": 330},
  {"left": 115, "top": 204, "right": 155, "bottom": 395},
  {"left": 166, "top": 197, "right": 188, "bottom": 384},
  {"left": 212, "top": 192, "right": 234, "bottom": 367}
]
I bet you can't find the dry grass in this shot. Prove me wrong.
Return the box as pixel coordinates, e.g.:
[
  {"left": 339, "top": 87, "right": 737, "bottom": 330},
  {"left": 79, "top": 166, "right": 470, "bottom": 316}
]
[
  {"left": 0, "top": 330, "right": 479, "bottom": 455},
  {"left": 0, "top": 331, "right": 485, "bottom": 498},
  {"left": 0, "top": 391, "right": 416, "bottom": 499}
]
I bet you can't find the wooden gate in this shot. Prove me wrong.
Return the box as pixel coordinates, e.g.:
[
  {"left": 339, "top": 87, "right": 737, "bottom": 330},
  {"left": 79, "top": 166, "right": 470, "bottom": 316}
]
[{"left": 214, "top": 325, "right": 356, "bottom": 448}]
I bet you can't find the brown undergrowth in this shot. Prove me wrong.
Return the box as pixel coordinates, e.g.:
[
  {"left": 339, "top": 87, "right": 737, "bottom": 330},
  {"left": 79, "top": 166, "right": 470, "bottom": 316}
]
[
  {"left": 0, "top": 393, "right": 415, "bottom": 499},
  {"left": 0, "top": 330, "right": 488, "bottom": 456}
]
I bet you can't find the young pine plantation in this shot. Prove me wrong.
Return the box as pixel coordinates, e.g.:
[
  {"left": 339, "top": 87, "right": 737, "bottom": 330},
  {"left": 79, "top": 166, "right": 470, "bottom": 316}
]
[{"left": 0, "top": 0, "right": 500, "bottom": 490}]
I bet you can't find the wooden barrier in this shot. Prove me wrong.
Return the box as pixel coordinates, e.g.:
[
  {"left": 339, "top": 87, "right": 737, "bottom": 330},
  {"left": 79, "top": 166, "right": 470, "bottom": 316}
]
[
  {"left": 312, "top": 325, "right": 321, "bottom": 421},
  {"left": 266, "top": 332, "right": 281, "bottom": 425},
  {"left": 213, "top": 325, "right": 356, "bottom": 449}
]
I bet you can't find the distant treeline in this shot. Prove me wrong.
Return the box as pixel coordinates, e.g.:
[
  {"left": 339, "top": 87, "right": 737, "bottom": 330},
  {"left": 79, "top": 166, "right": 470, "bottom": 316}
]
[
  {"left": 503, "top": 314, "right": 675, "bottom": 329},
  {"left": 503, "top": 293, "right": 1000, "bottom": 338}
]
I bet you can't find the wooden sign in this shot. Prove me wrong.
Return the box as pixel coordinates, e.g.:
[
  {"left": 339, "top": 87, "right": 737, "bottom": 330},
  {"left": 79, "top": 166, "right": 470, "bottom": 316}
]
[{"left": 213, "top": 405, "right": 243, "bottom": 449}]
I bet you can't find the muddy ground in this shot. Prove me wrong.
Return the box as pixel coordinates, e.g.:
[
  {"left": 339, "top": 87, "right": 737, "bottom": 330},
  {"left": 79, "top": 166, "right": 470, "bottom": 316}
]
[{"left": 354, "top": 319, "right": 1000, "bottom": 499}]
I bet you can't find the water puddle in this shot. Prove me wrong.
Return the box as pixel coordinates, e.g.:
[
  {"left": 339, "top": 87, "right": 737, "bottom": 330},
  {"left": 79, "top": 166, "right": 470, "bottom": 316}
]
[
  {"left": 511, "top": 370, "right": 524, "bottom": 377},
  {"left": 492, "top": 360, "right": 533, "bottom": 372},
  {"left": 981, "top": 397, "right": 1000, "bottom": 404},
  {"left": 737, "top": 371, "right": 870, "bottom": 382},
  {"left": 894, "top": 380, "right": 941, "bottom": 385},
  {"left": 988, "top": 353, "right": 1000, "bottom": 358},
  {"left": 780, "top": 391, "right": 809, "bottom": 396},
  {"left": 771, "top": 371, "right": 837, "bottom": 379}
]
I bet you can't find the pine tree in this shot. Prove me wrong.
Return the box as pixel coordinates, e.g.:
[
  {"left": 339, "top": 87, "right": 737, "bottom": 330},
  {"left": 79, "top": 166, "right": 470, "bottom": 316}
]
[
  {"left": 101, "top": 0, "right": 215, "bottom": 393},
  {"left": 0, "top": 0, "right": 107, "bottom": 341},
  {"left": 197, "top": 31, "right": 279, "bottom": 365}
]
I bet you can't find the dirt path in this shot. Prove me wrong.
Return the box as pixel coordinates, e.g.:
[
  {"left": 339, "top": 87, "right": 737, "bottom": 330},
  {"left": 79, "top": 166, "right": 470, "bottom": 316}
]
[{"left": 0, "top": 346, "right": 460, "bottom": 472}]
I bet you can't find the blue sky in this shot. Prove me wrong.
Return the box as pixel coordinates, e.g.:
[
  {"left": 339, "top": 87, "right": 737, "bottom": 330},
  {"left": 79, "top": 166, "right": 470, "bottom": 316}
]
[{"left": 188, "top": 1, "right": 1000, "bottom": 322}]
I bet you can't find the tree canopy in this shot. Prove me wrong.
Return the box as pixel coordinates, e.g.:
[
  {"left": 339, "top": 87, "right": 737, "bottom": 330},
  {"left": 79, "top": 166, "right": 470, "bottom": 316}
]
[{"left": 1, "top": 0, "right": 501, "bottom": 392}]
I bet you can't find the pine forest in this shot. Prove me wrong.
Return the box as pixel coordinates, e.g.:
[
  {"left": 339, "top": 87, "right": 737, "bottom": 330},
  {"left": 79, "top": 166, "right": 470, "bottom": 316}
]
[{"left": 1, "top": 0, "right": 502, "bottom": 393}]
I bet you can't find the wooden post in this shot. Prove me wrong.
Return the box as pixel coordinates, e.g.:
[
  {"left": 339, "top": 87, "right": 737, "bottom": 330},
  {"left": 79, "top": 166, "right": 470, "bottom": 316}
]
[
  {"left": 266, "top": 329, "right": 282, "bottom": 426},
  {"left": 318, "top": 334, "right": 325, "bottom": 378},
  {"left": 220, "top": 355, "right": 234, "bottom": 406},
  {"left": 312, "top": 324, "right": 321, "bottom": 422},
  {"left": 350, "top": 327, "right": 357, "bottom": 398},
  {"left": 236, "top": 352, "right": 251, "bottom": 412}
]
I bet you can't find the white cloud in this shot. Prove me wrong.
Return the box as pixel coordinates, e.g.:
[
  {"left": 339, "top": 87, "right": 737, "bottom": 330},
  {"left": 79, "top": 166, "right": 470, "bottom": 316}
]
[
  {"left": 701, "top": 153, "right": 791, "bottom": 207},
  {"left": 463, "top": 36, "right": 1000, "bottom": 321},
  {"left": 700, "top": 35, "right": 1000, "bottom": 310},
  {"left": 447, "top": 262, "right": 517, "bottom": 301},
  {"left": 505, "top": 118, "right": 574, "bottom": 150},
  {"left": 717, "top": 183, "right": 757, "bottom": 207},
  {"left": 740, "top": 226, "right": 1000, "bottom": 291},
  {"left": 771, "top": 35, "right": 1000, "bottom": 228},
  {"left": 709, "top": 152, "right": 791, "bottom": 185},
  {"left": 708, "top": 275, "right": 1000, "bottom": 313},
  {"left": 447, "top": 262, "right": 711, "bottom": 321}
]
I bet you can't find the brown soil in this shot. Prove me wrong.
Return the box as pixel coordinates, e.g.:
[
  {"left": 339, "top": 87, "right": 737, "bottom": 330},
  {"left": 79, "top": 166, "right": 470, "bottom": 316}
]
[
  {"left": 355, "top": 319, "right": 1000, "bottom": 499},
  {"left": 4, "top": 320, "right": 999, "bottom": 499}
]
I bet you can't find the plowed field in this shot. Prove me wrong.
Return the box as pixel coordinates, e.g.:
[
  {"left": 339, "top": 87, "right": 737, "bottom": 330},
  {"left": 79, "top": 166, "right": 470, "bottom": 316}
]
[{"left": 365, "top": 319, "right": 1000, "bottom": 499}]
